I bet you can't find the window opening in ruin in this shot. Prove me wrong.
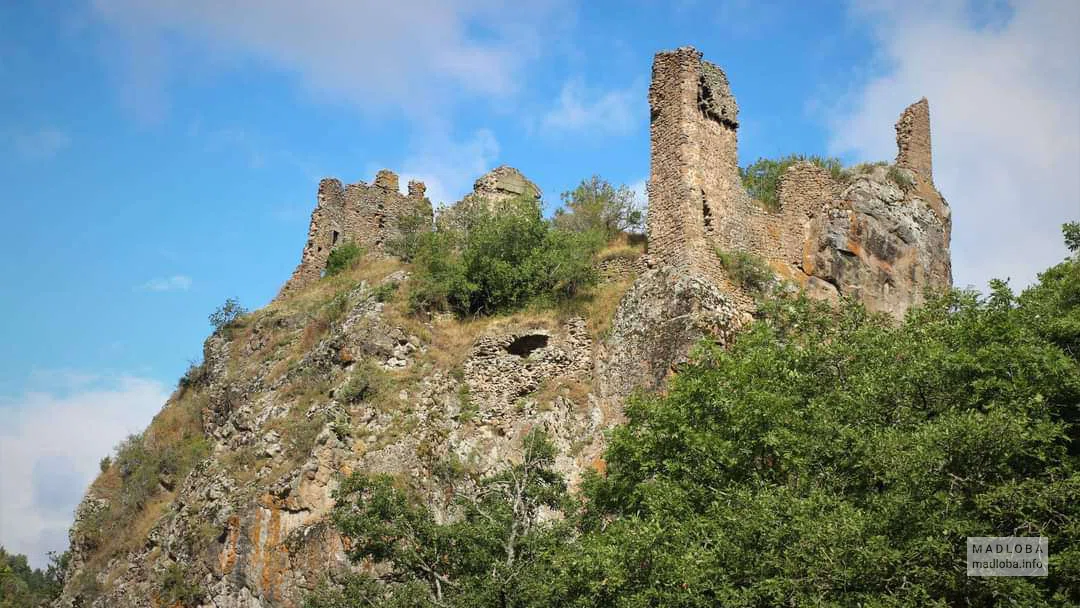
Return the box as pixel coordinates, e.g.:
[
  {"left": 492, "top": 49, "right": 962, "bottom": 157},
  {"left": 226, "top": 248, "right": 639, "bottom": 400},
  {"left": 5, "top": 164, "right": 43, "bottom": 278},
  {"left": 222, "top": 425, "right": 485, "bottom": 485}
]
[
  {"left": 702, "top": 192, "right": 714, "bottom": 234},
  {"left": 331, "top": 230, "right": 340, "bottom": 246},
  {"left": 505, "top": 334, "right": 549, "bottom": 357}
]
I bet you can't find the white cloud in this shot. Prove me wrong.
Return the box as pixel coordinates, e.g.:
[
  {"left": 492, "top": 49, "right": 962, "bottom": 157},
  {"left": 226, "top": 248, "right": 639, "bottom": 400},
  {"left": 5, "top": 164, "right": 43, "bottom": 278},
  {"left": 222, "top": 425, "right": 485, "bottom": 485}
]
[
  {"left": 0, "top": 374, "right": 169, "bottom": 568},
  {"left": 140, "top": 275, "right": 192, "bottom": 292},
  {"left": 399, "top": 129, "right": 501, "bottom": 208},
  {"left": 541, "top": 78, "right": 642, "bottom": 136},
  {"left": 90, "top": 0, "right": 570, "bottom": 122},
  {"left": 828, "top": 0, "right": 1080, "bottom": 290},
  {"left": 12, "top": 128, "right": 71, "bottom": 159}
]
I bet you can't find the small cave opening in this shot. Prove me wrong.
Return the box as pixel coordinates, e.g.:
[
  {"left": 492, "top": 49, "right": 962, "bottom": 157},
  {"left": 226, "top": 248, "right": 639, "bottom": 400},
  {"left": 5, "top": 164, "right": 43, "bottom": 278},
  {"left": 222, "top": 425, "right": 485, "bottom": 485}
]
[{"left": 505, "top": 334, "right": 549, "bottom": 357}]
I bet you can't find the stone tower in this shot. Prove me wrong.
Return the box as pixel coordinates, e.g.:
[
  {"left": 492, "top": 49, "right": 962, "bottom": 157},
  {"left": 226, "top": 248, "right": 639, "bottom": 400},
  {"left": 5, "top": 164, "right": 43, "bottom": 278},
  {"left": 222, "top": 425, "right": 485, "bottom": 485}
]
[{"left": 646, "top": 46, "right": 952, "bottom": 318}]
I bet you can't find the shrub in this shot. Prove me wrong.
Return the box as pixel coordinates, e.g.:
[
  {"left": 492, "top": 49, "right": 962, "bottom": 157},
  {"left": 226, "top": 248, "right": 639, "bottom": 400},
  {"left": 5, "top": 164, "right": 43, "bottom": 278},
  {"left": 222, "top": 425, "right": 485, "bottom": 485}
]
[
  {"left": 716, "top": 249, "right": 773, "bottom": 293},
  {"left": 99, "top": 456, "right": 111, "bottom": 473},
  {"left": 741, "top": 154, "right": 845, "bottom": 210},
  {"left": 554, "top": 175, "right": 645, "bottom": 239},
  {"left": 886, "top": 164, "right": 915, "bottom": 190},
  {"left": 337, "top": 362, "right": 387, "bottom": 404},
  {"left": 385, "top": 202, "right": 432, "bottom": 262},
  {"left": 177, "top": 359, "right": 206, "bottom": 392},
  {"left": 372, "top": 281, "right": 399, "bottom": 303},
  {"left": 208, "top": 298, "right": 247, "bottom": 332},
  {"left": 409, "top": 196, "right": 602, "bottom": 316},
  {"left": 159, "top": 562, "right": 204, "bottom": 607},
  {"left": 324, "top": 241, "right": 363, "bottom": 277}
]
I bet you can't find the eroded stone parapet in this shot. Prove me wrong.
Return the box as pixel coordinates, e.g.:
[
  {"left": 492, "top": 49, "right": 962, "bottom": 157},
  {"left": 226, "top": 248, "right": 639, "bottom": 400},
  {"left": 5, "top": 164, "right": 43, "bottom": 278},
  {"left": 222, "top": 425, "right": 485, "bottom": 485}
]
[
  {"left": 895, "top": 98, "right": 933, "bottom": 183},
  {"left": 276, "top": 169, "right": 431, "bottom": 300}
]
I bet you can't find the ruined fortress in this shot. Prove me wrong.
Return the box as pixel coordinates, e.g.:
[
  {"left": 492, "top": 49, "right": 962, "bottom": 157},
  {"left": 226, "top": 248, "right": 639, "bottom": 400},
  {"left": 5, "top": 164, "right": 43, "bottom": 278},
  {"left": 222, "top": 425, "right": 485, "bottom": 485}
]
[
  {"left": 647, "top": 46, "right": 952, "bottom": 316},
  {"left": 276, "top": 170, "right": 433, "bottom": 299},
  {"left": 278, "top": 48, "right": 951, "bottom": 319},
  {"left": 56, "top": 45, "right": 960, "bottom": 608}
]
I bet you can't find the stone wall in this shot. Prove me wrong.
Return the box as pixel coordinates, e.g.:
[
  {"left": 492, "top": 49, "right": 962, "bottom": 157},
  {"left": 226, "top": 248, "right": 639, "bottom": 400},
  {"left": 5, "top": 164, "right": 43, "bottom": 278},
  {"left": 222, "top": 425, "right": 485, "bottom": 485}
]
[
  {"left": 646, "top": 46, "right": 952, "bottom": 318},
  {"left": 895, "top": 98, "right": 933, "bottom": 183},
  {"left": 277, "top": 169, "right": 432, "bottom": 299}
]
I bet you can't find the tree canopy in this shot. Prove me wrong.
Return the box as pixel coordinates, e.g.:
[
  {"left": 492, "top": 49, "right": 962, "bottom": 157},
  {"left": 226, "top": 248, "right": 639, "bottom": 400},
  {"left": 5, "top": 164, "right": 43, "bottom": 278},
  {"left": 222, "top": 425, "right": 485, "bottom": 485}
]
[{"left": 314, "top": 224, "right": 1080, "bottom": 606}]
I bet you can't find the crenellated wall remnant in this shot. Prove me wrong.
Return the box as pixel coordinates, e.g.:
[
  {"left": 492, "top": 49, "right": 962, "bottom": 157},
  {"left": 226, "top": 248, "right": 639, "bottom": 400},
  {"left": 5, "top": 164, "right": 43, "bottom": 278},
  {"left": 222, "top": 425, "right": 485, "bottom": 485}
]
[
  {"left": 277, "top": 169, "right": 432, "bottom": 299},
  {"left": 647, "top": 46, "right": 952, "bottom": 318}
]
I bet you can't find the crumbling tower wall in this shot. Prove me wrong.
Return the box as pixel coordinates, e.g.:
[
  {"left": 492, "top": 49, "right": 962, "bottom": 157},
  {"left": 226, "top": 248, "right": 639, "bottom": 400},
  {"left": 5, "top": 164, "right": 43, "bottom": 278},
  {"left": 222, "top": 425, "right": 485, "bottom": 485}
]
[
  {"left": 276, "top": 169, "right": 432, "bottom": 300},
  {"left": 647, "top": 46, "right": 952, "bottom": 318},
  {"left": 895, "top": 98, "right": 933, "bottom": 182}
]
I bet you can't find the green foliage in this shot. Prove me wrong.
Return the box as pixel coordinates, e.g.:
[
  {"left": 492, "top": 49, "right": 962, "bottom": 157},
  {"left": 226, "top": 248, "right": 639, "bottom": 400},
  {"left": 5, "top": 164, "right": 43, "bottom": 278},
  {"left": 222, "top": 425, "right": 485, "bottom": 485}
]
[
  {"left": 320, "top": 430, "right": 572, "bottom": 606},
  {"left": 409, "top": 196, "right": 602, "bottom": 316},
  {"left": 550, "top": 244, "right": 1080, "bottom": 606},
  {"left": 158, "top": 562, "right": 204, "bottom": 607},
  {"left": 886, "top": 164, "right": 915, "bottom": 190},
  {"left": 0, "top": 547, "right": 65, "bottom": 607},
  {"left": 740, "top": 154, "right": 845, "bottom": 210},
  {"left": 386, "top": 201, "right": 433, "bottom": 262},
  {"left": 324, "top": 241, "right": 364, "bottom": 277},
  {"left": 208, "top": 298, "right": 247, "bottom": 333},
  {"left": 312, "top": 227, "right": 1080, "bottom": 606},
  {"left": 177, "top": 358, "right": 207, "bottom": 393},
  {"left": 98, "top": 456, "right": 111, "bottom": 473},
  {"left": 372, "top": 281, "right": 399, "bottom": 303},
  {"left": 554, "top": 175, "right": 644, "bottom": 239},
  {"left": 716, "top": 248, "right": 773, "bottom": 293},
  {"left": 1064, "top": 221, "right": 1080, "bottom": 254},
  {"left": 337, "top": 361, "right": 388, "bottom": 405}
]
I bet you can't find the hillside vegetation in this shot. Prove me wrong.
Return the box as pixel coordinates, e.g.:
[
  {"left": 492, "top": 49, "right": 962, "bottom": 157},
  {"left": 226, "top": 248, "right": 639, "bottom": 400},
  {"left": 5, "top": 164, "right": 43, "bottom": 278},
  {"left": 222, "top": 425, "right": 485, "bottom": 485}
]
[{"left": 309, "top": 224, "right": 1080, "bottom": 607}]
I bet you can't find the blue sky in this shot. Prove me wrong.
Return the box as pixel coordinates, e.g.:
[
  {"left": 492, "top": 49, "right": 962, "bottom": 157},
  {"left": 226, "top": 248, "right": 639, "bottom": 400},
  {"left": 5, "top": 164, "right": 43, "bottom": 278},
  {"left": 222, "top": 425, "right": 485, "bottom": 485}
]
[{"left": 1, "top": 0, "right": 1077, "bottom": 567}]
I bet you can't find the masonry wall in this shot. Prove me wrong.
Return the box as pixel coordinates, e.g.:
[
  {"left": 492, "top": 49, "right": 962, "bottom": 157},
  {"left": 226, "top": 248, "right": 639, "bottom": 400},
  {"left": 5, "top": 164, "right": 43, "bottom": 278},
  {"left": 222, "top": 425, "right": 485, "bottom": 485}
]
[
  {"left": 646, "top": 46, "right": 951, "bottom": 317},
  {"left": 276, "top": 169, "right": 431, "bottom": 299},
  {"left": 648, "top": 47, "right": 836, "bottom": 285}
]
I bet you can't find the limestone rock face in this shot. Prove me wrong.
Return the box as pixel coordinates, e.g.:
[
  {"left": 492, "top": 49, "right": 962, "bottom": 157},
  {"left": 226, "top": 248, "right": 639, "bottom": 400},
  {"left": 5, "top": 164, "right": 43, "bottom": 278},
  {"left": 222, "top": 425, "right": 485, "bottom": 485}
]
[
  {"left": 55, "top": 273, "right": 615, "bottom": 608},
  {"left": 803, "top": 165, "right": 952, "bottom": 317},
  {"left": 597, "top": 266, "right": 743, "bottom": 400}
]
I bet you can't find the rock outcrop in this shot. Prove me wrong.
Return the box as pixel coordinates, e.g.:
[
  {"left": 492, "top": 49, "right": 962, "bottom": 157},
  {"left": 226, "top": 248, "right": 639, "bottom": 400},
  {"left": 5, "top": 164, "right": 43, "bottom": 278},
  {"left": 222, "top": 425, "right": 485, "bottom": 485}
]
[{"left": 55, "top": 45, "right": 957, "bottom": 608}]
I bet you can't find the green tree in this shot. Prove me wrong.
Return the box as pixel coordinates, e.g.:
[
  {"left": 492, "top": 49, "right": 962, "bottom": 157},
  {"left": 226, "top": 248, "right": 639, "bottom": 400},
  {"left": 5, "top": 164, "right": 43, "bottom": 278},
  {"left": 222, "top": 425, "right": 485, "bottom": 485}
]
[
  {"left": 409, "top": 196, "right": 601, "bottom": 316},
  {"left": 547, "top": 230, "right": 1080, "bottom": 606},
  {"left": 555, "top": 176, "right": 644, "bottom": 240},
  {"left": 314, "top": 431, "right": 571, "bottom": 607},
  {"left": 324, "top": 242, "right": 364, "bottom": 277},
  {"left": 741, "top": 154, "right": 845, "bottom": 210},
  {"left": 0, "top": 547, "right": 66, "bottom": 607},
  {"left": 208, "top": 297, "right": 248, "bottom": 332}
]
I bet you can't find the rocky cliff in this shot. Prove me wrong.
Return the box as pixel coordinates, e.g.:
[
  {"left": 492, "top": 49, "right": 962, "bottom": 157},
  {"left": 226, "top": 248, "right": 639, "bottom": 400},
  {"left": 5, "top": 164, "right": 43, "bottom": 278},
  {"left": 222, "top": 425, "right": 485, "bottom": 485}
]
[{"left": 55, "top": 46, "right": 954, "bottom": 607}]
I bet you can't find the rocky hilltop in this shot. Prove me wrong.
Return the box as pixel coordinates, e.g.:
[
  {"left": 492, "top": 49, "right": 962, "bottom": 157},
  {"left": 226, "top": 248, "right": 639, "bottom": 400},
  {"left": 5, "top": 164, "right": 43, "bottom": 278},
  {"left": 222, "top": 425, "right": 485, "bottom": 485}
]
[{"left": 55, "top": 46, "right": 952, "bottom": 607}]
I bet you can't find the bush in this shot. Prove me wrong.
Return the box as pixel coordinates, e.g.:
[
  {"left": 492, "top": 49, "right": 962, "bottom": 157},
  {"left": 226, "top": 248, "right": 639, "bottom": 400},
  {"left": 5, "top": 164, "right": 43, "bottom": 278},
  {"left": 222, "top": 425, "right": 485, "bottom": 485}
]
[
  {"left": 716, "top": 248, "right": 773, "bottom": 293},
  {"left": 324, "top": 241, "right": 363, "bottom": 277},
  {"left": 372, "top": 281, "right": 399, "bottom": 303},
  {"left": 741, "top": 154, "right": 845, "bottom": 210},
  {"left": 385, "top": 202, "right": 432, "bottom": 262},
  {"left": 886, "top": 164, "right": 915, "bottom": 190},
  {"left": 554, "top": 175, "right": 644, "bottom": 239},
  {"left": 208, "top": 298, "right": 247, "bottom": 332},
  {"left": 159, "top": 562, "right": 204, "bottom": 607},
  {"left": 409, "top": 196, "right": 603, "bottom": 316},
  {"left": 337, "top": 362, "right": 387, "bottom": 404}
]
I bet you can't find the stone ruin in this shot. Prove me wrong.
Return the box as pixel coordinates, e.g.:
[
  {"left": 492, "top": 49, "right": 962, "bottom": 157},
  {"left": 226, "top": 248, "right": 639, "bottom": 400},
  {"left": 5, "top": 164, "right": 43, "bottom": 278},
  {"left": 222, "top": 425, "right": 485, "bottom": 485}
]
[
  {"left": 276, "top": 169, "right": 432, "bottom": 299},
  {"left": 647, "top": 46, "right": 952, "bottom": 317}
]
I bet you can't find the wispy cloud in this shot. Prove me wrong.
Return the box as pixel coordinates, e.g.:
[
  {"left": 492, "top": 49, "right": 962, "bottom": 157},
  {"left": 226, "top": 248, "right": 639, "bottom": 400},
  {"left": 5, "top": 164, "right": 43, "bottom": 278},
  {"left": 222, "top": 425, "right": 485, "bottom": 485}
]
[
  {"left": 828, "top": 0, "right": 1080, "bottom": 290},
  {"left": 139, "top": 275, "right": 192, "bottom": 292},
  {"left": 399, "top": 129, "right": 501, "bottom": 209},
  {"left": 0, "top": 373, "right": 169, "bottom": 567},
  {"left": 541, "top": 78, "right": 643, "bottom": 136},
  {"left": 90, "top": 0, "right": 571, "bottom": 123},
  {"left": 12, "top": 128, "right": 71, "bottom": 159}
]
